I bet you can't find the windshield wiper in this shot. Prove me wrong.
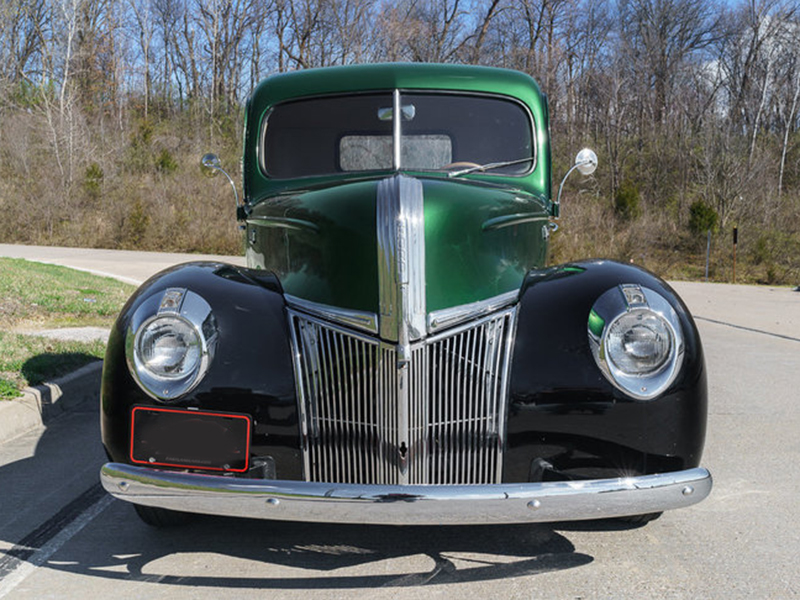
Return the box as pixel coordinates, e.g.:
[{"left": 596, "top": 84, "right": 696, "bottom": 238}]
[{"left": 447, "top": 156, "right": 534, "bottom": 178}]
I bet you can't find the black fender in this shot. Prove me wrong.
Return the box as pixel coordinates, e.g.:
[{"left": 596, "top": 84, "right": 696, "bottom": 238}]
[
  {"left": 504, "top": 260, "right": 707, "bottom": 483},
  {"left": 100, "top": 262, "right": 303, "bottom": 480}
]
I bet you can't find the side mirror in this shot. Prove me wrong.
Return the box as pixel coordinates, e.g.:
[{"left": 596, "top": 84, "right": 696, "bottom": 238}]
[
  {"left": 554, "top": 148, "right": 599, "bottom": 218},
  {"left": 200, "top": 153, "right": 222, "bottom": 177},
  {"left": 575, "top": 148, "right": 598, "bottom": 176},
  {"left": 200, "top": 153, "right": 247, "bottom": 220}
]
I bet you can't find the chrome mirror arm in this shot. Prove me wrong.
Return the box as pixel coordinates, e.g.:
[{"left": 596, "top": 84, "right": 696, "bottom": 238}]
[
  {"left": 553, "top": 148, "right": 598, "bottom": 219},
  {"left": 555, "top": 162, "right": 584, "bottom": 217},
  {"left": 201, "top": 153, "right": 247, "bottom": 218}
]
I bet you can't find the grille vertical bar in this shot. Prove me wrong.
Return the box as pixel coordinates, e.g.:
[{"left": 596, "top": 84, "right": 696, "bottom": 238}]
[{"left": 289, "top": 307, "right": 516, "bottom": 485}]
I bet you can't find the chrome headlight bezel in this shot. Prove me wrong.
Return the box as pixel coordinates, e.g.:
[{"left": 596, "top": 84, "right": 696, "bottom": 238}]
[
  {"left": 588, "top": 285, "right": 684, "bottom": 400},
  {"left": 126, "top": 288, "right": 218, "bottom": 401}
]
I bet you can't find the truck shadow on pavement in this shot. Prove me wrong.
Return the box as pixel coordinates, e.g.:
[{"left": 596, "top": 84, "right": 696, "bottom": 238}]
[
  {"left": 0, "top": 387, "right": 644, "bottom": 591},
  {"left": 47, "top": 506, "right": 599, "bottom": 588},
  {"left": 0, "top": 407, "right": 650, "bottom": 591},
  {"left": 20, "top": 353, "right": 99, "bottom": 389}
]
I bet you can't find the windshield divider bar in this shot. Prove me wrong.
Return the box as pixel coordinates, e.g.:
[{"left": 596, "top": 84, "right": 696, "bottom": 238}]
[{"left": 393, "top": 89, "right": 401, "bottom": 170}]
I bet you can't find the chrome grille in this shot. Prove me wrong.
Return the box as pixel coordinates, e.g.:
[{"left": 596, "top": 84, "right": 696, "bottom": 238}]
[{"left": 289, "top": 307, "right": 516, "bottom": 485}]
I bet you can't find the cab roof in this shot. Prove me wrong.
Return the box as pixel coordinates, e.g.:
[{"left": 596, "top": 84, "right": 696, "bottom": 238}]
[{"left": 249, "top": 63, "right": 544, "bottom": 111}]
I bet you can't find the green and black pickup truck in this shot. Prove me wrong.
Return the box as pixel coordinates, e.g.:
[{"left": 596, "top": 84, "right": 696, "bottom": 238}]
[{"left": 100, "top": 63, "right": 711, "bottom": 528}]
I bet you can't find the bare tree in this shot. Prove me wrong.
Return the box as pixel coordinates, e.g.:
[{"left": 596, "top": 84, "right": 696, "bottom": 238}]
[
  {"left": 771, "top": 17, "right": 800, "bottom": 196},
  {"left": 0, "top": 0, "right": 50, "bottom": 92},
  {"left": 373, "top": 0, "right": 472, "bottom": 63},
  {"left": 129, "top": 0, "right": 154, "bottom": 118},
  {"left": 195, "top": 0, "right": 258, "bottom": 109},
  {"left": 618, "top": 0, "right": 721, "bottom": 126},
  {"left": 147, "top": 0, "right": 184, "bottom": 110},
  {"left": 463, "top": 0, "right": 504, "bottom": 64}
]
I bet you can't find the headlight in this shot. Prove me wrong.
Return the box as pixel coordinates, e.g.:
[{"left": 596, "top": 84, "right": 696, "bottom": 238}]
[
  {"left": 137, "top": 316, "right": 201, "bottom": 379},
  {"left": 606, "top": 310, "right": 671, "bottom": 374},
  {"left": 588, "top": 285, "right": 683, "bottom": 400},
  {"left": 127, "top": 288, "right": 217, "bottom": 401}
]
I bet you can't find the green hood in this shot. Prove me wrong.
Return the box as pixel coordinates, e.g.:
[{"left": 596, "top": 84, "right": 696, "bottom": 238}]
[{"left": 246, "top": 175, "right": 548, "bottom": 336}]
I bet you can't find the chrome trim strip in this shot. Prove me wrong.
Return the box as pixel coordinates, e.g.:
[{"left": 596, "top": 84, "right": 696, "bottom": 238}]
[
  {"left": 495, "top": 306, "right": 518, "bottom": 477},
  {"left": 285, "top": 294, "right": 379, "bottom": 335},
  {"left": 377, "top": 177, "right": 398, "bottom": 342},
  {"left": 102, "top": 463, "right": 712, "bottom": 526},
  {"left": 428, "top": 290, "right": 519, "bottom": 334},
  {"left": 287, "top": 310, "right": 312, "bottom": 478},
  {"left": 249, "top": 216, "right": 320, "bottom": 233},
  {"left": 377, "top": 175, "right": 426, "bottom": 343},
  {"left": 287, "top": 308, "right": 382, "bottom": 344},
  {"left": 482, "top": 213, "right": 548, "bottom": 231}
]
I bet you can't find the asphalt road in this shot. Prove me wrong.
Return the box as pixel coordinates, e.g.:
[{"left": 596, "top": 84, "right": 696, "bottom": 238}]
[{"left": 0, "top": 245, "right": 798, "bottom": 599}]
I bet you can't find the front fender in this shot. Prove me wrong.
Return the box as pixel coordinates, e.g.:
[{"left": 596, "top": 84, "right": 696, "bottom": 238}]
[
  {"left": 504, "top": 260, "right": 707, "bottom": 483},
  {"left": 100, "top": 262, "right": 303, "bottom": 480}
]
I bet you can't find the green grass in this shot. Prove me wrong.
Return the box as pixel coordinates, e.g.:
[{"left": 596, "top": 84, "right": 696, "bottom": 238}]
[
  {"left": 0, "top": 258, "right": 134, "bottom": 326},
  {"left": 0, "top": 258, "right": 135, "bottom": 400}
]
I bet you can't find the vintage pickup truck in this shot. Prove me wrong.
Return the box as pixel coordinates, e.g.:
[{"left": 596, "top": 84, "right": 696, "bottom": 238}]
[{"left": 100, "top": 63, "right": 711, "bottom": 527}]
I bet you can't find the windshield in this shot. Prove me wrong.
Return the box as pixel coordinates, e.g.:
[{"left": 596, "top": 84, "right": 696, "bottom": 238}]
[{"left": 262, "top": 92, "right": 534, "bottom": 179}]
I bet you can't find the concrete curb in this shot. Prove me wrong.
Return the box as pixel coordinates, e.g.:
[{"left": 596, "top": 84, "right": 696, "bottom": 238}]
[{"left": 0, "top": 361, "right": 102, "bottom": 445}]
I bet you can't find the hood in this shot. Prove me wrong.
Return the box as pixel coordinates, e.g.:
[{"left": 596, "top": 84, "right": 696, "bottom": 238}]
[{"left": 246, "top": 175, "right": 548, "bottom": 340}]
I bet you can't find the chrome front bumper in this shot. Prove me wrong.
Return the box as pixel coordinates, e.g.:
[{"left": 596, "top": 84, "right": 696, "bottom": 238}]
[{"left": 101, "top": 463, "right": 711, "bottom": 525}]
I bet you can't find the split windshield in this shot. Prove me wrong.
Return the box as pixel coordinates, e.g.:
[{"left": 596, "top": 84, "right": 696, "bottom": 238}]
[{"left": 262, "top": 92, "right": 534, "bottom": 179}]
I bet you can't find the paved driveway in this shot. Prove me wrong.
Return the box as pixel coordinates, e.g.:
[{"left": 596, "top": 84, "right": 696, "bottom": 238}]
[{"left": 0, "top": 244, "right": 245, "bottom": 286}]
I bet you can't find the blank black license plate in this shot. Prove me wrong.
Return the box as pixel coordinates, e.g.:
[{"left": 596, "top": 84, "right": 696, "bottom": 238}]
[{"left": 130, "top": 406, "right": 251, "bottom": 473}]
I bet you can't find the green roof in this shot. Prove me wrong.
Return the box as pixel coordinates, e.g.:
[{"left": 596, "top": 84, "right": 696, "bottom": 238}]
[{"left": 249, "top": 63, "right": 543, "bottom": 110}]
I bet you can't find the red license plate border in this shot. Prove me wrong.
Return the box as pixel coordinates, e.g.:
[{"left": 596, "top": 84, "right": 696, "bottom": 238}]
[{"left": 129, "top": 405, "right": 252, "bottom": 473}]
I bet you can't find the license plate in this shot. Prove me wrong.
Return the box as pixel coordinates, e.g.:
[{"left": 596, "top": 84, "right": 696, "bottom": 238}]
[{"left": 130, "top": 406, "right": 251, "bottom": 472}]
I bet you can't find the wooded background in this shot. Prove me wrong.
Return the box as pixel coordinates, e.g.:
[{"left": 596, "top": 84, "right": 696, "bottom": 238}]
[{"left": 1, "top": 0, "right": 799, "bottom": 284}]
